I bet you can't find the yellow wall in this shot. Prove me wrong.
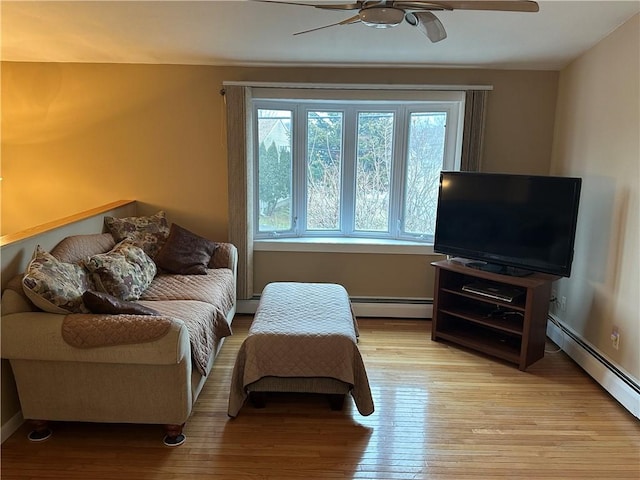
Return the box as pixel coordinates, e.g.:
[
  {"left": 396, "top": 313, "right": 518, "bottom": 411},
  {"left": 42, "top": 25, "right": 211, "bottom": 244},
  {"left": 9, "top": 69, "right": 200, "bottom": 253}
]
[
  {"left": 1, "top": 63, "right": 559, "bottom": 301},
  {"left": 2, "top": 63, "right": 230, "bottom": 240},
  {"left": 550, "top": 14, "right": 639, "bottom": 380}
]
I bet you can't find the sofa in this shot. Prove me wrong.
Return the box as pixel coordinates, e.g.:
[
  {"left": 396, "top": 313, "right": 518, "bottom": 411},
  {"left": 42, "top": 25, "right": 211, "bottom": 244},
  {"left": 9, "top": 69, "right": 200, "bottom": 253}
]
[{"left": 0, "top": 213, "right": 236, "bottom": 446}]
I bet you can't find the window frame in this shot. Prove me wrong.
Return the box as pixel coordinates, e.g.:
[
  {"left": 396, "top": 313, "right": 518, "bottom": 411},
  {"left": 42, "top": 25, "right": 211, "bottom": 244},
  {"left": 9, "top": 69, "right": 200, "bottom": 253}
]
[{"left": 253, "top": 91, "right": 465, "bottom": 243}]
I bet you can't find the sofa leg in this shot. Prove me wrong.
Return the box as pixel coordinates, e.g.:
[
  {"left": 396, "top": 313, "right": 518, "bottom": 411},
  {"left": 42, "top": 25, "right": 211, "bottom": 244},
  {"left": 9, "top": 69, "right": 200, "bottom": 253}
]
[
  {"left": 163, "top": 424, "right": 186, "bottom": 447},
  {"left": 27, "top": 420, "right": 52, "bottom": 442}
]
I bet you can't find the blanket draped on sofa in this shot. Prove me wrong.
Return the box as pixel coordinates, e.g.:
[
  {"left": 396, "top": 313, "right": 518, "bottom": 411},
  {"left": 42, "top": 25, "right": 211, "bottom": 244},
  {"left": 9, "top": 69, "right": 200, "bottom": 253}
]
[
  {"left": 61, "top": 270, "right": 236, "bottom": 376},
  {"left": 62, "top": 314, "right": 172, "bottom": 348}
]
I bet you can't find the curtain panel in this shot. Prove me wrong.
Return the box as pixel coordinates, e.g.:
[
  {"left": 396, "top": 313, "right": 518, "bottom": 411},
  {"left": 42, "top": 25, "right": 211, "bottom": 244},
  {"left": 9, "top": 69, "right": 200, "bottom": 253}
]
[
  {"left": 460, "top": 90, "right": 488, "bottom": 172},
  {"left": 224, "top": 85, "right": 254, "bottom": 300}
]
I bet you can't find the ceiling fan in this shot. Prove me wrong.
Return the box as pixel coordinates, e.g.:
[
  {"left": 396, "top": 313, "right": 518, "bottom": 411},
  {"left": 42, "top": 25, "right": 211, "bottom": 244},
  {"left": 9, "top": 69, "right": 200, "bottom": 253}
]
[{"left": 255, "top": 0, "right": 539, "bottom": 43}]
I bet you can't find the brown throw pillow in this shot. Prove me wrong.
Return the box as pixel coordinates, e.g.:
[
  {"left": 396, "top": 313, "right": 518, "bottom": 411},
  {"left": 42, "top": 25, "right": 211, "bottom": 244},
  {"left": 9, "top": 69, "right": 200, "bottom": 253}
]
[
  {"left": 82, "top": 290, "right": 159, "bottom": 315},
  {"left": 154, "top": 223, "right": 217, "bottom": 275}
]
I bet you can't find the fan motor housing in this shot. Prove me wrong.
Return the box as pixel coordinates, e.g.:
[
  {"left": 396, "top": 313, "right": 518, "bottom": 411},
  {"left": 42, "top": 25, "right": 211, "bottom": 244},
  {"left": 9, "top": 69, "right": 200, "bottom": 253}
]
[{"left": 359, "top": 6, "right": 405, "bottom": 28}]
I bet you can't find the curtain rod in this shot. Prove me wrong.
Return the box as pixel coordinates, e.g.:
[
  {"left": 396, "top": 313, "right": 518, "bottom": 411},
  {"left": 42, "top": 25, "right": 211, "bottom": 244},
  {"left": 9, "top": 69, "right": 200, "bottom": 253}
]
[{"left": 221, "top": 81, "right": 493, "bottom": 91}]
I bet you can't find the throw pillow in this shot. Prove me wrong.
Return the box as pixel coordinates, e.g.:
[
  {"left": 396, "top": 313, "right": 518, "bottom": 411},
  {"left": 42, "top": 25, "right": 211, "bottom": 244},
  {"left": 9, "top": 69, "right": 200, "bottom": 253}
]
[
  {"left": 82, "top": 290, "right": 159, "bottom": 315},
  {"left": 154, "top": 223, "right": 217, "bottom": 275},
  {"left": 104, "top": 211, "right": 170, "bottom": 258},
  {"left": 84, "top": 241, "right": 157, "bottom": 301},
  {"left": 22, "top": 245, "right": 92, "bottom": 314},
  {"left": 50, "top": 233, "right": 116, "bottom": 264}
]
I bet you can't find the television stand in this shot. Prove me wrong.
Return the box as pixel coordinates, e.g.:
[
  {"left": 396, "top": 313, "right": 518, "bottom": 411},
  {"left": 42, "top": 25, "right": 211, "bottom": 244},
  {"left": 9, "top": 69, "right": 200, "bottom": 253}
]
[
  {"left": 465, "top": 261, "right": 533, "bottom": 277},
  {"left": 431, "top": 259, "right": 559, "bottom": 370}
]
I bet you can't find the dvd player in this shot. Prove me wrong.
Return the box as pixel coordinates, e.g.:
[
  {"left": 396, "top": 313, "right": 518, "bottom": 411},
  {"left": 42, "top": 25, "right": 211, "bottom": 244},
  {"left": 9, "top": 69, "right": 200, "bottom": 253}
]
[{"left": 461, "top": 282, "right": 524, "bottom": 303}]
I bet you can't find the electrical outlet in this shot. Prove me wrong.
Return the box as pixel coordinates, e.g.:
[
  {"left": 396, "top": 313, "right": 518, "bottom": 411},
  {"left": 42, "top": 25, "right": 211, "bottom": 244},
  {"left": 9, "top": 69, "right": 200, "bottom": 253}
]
[
  {"left": 611, "top": 328, "right": 620, "bottom": 350},
  {"left": 560, "top": 296, "right": 567, "bottom": 312}
]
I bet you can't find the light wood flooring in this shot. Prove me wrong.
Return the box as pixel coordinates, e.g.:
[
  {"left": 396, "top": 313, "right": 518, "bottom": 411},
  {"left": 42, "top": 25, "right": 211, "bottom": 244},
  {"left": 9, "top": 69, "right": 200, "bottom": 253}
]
[{"left": 2, "top": 315, "right": 639, "bottom": 479}]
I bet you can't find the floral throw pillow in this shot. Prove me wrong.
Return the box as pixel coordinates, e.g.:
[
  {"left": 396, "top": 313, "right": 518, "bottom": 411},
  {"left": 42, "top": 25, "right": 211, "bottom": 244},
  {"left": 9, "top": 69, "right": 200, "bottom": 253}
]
[
  {"left": 22, "top": 246, "right": 92, "bottom": 314},
  {"left": 84, "top": 241, "right": 157, "bottom": 301},
  {"left": 104, "top": 211, "right": 170, "bottom": 259}
]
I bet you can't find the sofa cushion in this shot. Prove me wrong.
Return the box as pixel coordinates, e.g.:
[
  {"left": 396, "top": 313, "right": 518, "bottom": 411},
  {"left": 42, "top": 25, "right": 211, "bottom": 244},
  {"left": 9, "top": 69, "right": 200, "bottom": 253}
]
[
  {"left": 154, "top": 224, "right": 217, "bottom": 275},
  {"left": 22, "top": 246, "right": 91, "bottom": 314},
  {"left": 84, "top": 241, "right": 157, "bottom": 301},
  {"left": 82, "top": 290, "right": 159, "bottom": 315},
  {"left": 140, "top": 268, "right": 235, "bottom": 314},
  {"left": 50, "top": 233, "right": 116, "bottom": 264},
  {"left": 104, "top": 211, "right": 170, "bottom": 258}
]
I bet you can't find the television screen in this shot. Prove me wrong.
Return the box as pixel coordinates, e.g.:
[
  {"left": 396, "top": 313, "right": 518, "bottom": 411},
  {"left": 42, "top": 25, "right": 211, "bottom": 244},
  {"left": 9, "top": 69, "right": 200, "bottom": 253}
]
[{"left": 433, "top": 172, "right": 582, "bottom": 277}]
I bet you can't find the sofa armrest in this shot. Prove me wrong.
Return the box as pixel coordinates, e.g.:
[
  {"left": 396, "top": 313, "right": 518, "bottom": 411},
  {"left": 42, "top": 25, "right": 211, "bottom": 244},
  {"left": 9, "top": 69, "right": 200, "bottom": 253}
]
[
  {"left": 210, "top": 242, "right": 238, "bottom": 275},
  {"left": 1, "top": 312, "right": 190, "bottom": 366}
]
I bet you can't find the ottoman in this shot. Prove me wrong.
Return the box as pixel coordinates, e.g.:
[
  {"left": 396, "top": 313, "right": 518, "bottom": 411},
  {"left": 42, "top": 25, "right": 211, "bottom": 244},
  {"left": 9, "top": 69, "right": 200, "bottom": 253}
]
[{"left": 227, "top": 282, "right": 374, "bottom": 417}]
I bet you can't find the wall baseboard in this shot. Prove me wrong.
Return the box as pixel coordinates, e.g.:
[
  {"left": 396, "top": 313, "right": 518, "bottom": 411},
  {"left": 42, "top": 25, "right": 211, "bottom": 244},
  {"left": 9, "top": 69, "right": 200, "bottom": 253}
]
[
  {"left": 237, "top": 298, "right": 432, "bottom": 319},
  {"left": 1, "top": 411, "right": 23, "bottom": 444},
  {"left": 547, "top": 315, "right": 640, "bottom": 419}
]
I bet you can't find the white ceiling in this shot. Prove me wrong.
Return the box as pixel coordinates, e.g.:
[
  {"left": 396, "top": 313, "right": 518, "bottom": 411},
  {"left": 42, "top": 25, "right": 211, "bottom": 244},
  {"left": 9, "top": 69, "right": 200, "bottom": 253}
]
[{"left": 1, "top": 0, "right": 638, "bottom": 70}]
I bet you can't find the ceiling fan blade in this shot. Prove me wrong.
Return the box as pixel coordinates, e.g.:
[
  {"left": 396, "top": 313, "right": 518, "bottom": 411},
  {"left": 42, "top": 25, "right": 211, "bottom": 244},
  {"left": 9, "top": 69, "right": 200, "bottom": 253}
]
[
  {"left": 252, "top": 0, "right": 363, "bottom": 10},
  {"left": 394, "top": 1, "right": 452, "bottom": 11},
  {"left": 414, "top": 1, "right": 539, "bottom": 13},
  {"left": 406, "top": 11, "right": 447, "bottom": 43},
  {"left": 315, "top": 1, "right": 366, "bottom": 10},
  {"left": 293, "top": 14, "right": 362, "bottom": 35}
]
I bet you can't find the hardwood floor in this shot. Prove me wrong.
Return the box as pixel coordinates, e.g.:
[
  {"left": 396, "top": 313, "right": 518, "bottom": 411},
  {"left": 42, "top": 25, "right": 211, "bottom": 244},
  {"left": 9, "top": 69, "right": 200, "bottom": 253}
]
[{"left": 2, "top": 315, "right": 638, "bottom": 479}]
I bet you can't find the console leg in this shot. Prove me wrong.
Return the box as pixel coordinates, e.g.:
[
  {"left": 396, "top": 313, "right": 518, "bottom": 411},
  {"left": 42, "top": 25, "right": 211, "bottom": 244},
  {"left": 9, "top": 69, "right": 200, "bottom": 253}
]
[
  {"left": 27, "top": 420, "right": 52, "bottom": 442},
  {"left": 163, "top": 424, "right": 186, "bottom": 447}
]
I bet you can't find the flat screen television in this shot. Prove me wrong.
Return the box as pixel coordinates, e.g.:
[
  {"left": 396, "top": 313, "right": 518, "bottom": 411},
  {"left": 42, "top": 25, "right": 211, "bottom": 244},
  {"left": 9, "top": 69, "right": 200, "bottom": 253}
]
[{"left": 433, "top": 171, "right": 582, "bottom": 277}]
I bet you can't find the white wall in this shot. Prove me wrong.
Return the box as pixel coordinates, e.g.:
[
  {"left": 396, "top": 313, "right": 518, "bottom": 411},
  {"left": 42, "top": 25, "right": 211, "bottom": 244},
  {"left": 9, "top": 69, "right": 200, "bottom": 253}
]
[{"left": 550, "top": 14, "right": 639, "bottom": 385}]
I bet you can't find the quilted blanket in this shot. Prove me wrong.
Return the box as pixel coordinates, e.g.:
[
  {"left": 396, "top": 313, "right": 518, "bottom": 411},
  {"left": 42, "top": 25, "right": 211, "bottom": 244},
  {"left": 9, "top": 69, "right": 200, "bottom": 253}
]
[
  {"left": 61, "top": 268, "right": 236, "bottom": 376},
  {"left": 138, "top": 298, "right": 232, "bottom": 376},
  {"left": 62, "top": 314, "right": 172, "bottom": 348},
  {"left": 228, "top": 282, "right": 374, "bottom": 417}
]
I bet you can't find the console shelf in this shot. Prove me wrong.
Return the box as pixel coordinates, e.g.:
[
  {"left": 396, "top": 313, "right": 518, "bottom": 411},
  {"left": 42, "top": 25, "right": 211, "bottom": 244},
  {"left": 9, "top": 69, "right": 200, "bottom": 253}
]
[{"left": 431, "top": 260, "right": 559, "bottom": 371}]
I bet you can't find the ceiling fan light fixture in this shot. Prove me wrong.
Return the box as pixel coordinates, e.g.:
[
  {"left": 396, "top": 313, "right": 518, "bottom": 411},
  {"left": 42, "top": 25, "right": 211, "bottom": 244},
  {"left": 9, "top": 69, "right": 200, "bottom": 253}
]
[{"left": 359, "top": 6, "right": 405, "bottom": 28}]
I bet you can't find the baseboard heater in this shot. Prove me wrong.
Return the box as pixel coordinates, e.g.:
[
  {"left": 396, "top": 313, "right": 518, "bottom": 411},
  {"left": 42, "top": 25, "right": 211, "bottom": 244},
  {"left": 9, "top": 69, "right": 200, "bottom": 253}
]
[
  {"left": 238, "top": 296, "right": 432, "bottom": 319},
  {"left": 547, "top": 315, "right": 639, "bottom": 418}
]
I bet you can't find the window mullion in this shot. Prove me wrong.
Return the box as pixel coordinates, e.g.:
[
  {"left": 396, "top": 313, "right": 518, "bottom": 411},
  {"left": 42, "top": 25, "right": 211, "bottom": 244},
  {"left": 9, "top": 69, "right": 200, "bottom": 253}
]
[
  {"left": 342, "top": 106, "right": 357, "bottom": 235},
  {"left": 295, "top": 104, "right": 307, "bottom": 235},
  {"left": 391, "top": 105, "right": 408, "bottom": 239},
  {"left": 444, "top": 103, "right": 464, "bottom": 170}
]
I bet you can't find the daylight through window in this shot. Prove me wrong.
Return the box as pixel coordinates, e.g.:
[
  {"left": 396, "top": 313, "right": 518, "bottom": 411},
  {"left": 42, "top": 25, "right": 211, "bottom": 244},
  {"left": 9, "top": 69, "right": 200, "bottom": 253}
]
[{"left": 254, "top": 92, "right": 464, "bottom": 242}]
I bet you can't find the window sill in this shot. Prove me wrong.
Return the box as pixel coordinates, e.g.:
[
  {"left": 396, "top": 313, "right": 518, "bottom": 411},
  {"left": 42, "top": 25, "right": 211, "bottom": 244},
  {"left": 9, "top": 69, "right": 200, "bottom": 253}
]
[{"left": 254, "top": 237, "right": 439, "bottom": 255}]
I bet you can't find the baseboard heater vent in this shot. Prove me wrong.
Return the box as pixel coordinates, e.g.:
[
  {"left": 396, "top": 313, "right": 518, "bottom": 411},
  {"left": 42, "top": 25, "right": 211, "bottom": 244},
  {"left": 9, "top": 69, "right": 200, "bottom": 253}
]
[
  {"left": 239, "top": 296, "right": 432, "bottom": 318},
  {"left": 247, "top": 295, "right": 431, "bottom": 304},
  {"left": 550, "top": 317, "right": 639, "bottom": 395},
  {"left": 350, "top": 297, "right": 431, "bottom": 305},
  {"left": 547, "top": 315, "right": 639, "bottom": 419}
]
